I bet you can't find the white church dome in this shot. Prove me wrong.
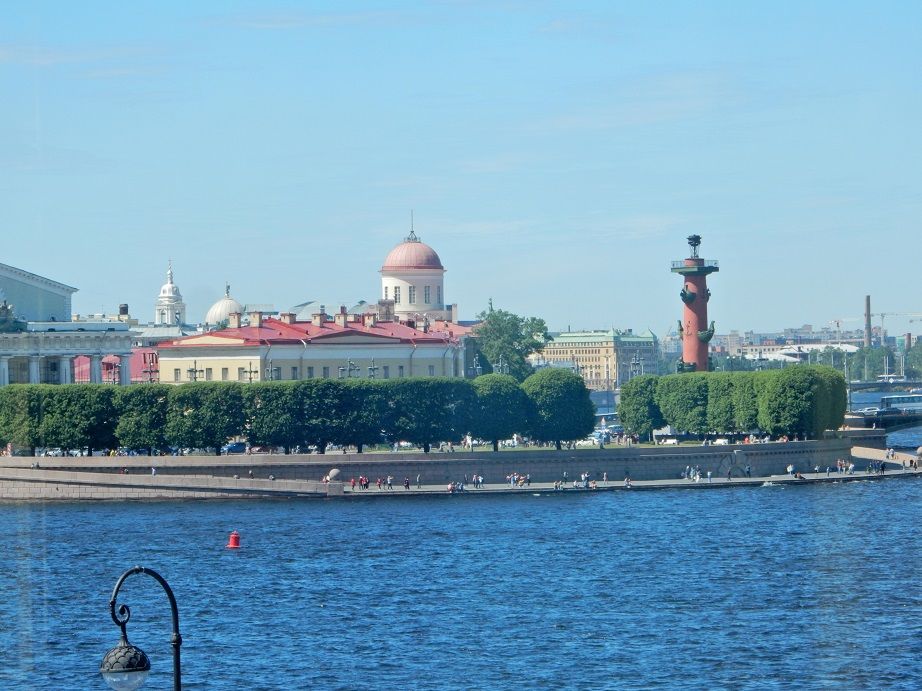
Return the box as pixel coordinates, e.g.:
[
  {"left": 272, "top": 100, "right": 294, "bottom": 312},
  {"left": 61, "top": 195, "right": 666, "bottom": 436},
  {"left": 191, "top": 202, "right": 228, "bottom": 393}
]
[{"left": 205, "top": 284, "right": 244, "bottom": 326}]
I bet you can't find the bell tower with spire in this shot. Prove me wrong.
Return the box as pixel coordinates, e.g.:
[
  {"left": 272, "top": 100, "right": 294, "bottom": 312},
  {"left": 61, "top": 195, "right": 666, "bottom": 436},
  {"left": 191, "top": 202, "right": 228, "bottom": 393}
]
[
  {"left": 154, "top": 261, "right": 187, "bottom": 326},
  {"left": 671, "top": 235, "right": 718, "bottom": 372}
]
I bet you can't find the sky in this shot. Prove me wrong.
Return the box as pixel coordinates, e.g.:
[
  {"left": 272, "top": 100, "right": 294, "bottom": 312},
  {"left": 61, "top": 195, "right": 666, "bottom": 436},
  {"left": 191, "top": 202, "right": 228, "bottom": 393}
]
[{"left": 2, "top": 1, "right": 920, "bottom": 338}]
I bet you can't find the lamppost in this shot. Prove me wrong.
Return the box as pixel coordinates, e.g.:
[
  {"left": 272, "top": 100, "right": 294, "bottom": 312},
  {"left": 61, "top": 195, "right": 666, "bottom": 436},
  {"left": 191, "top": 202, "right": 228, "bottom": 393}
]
[
  {"left": 99, "top": 565, "right": 182, "bottom": 690},
  {"left": 142, "top": 353, "right": 159, "bottom": 383},
  {"left": 468, "top": 354, "right": 482, "bottom": 378},
  {"left": 265, "top": 358, "right": 275, "bottom": 381},
  {"left": 630, "top": 353, "right": 641, "bottom": 380},
  {"left": 494, "top": 354, "right": 509, "bottom": 375},
  {"left": 186, "top": 360, "right": 203, "bottom": 382},
  {"left": 244, "top": 361, "right": 259, "bottom": 383},
  {"left": 367, "top": 358, "right": 378, "bottom": 379},
  {"left": 109, "top": 362, "right": 120, "bottom": 385},
  {"left": 338, "top": 359, "right": 360, "bottom": 379}
]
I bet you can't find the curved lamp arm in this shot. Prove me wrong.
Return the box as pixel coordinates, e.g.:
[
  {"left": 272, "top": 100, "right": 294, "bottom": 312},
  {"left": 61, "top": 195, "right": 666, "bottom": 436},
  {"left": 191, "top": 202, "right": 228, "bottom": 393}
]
[{"left": 107, "top": 566, "right": 182, "bottom": 690}]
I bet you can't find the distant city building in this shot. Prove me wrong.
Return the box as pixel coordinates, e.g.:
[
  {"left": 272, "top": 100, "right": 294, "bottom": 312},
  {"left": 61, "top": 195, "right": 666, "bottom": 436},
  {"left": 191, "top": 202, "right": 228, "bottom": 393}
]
[{"left": 531, "top": 328, "right": 658, "bottom": 389}]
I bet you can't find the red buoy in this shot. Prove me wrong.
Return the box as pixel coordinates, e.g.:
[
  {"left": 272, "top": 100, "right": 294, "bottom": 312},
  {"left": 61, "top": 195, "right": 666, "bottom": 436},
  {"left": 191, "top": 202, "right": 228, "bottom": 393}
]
[{"left": 226, "top": 530, "right": 240, "bottom": 549}]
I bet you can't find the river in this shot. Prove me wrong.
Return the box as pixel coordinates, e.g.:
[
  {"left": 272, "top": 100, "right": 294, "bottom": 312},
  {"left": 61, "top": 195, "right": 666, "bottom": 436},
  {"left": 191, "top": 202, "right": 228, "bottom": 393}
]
[{"left": 2, "top": 476, "right": 920, "bottom": 690}]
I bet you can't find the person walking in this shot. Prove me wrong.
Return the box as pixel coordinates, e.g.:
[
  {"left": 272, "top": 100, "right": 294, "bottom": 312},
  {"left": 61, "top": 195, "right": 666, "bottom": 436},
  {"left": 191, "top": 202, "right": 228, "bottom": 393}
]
[{"left": 416, "top": 473, "right": 421, "bottom": 488}]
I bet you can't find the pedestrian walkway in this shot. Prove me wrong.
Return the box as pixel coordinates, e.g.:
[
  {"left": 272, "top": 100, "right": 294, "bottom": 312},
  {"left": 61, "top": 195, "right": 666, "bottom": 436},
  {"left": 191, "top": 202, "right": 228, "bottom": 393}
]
[{"left": 344, "top": 463, "right": 922, "bottom": 498}]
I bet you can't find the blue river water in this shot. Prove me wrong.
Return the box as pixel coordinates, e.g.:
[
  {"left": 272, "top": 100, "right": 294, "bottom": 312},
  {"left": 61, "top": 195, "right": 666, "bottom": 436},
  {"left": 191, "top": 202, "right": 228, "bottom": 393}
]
[{"left": 2, "top": 476, "right": 921, "bottom": 690}]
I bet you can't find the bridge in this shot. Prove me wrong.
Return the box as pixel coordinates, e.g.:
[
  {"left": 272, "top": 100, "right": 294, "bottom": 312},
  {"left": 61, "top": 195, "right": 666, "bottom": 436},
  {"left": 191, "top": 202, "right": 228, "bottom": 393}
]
[
  {"left": 848, "top": 380, "right": 922, "bottom": 392},
  {"left": 846, "top": 410, "right": 922, "bottom": 432}
]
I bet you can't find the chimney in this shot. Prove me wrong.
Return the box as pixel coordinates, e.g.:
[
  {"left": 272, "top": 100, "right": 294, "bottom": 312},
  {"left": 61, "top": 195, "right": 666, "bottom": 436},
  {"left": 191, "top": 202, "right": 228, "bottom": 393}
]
[
  {"left": 118, "top": 303, "right": 129, "bottom": 316},
  {"left": 279, "top": 312, "right": 296, "bottom": 325},
  {"left": 864, "top": 295, "right": 872, "bottom": 348},
  {"left": 248, "top": 311, "right": 263, "bottom": 328},
  {"left": 228, "top": 312, "right": 241, "bottom": 329},
  {"left": 334, "top": 309, "right": 347, "bottom": 327},
  {"left": 312, "top": 312, "right": 325, "bottom": 327},
  {"left": 364, "top": 313, "right": 377, "bottom": 328}
]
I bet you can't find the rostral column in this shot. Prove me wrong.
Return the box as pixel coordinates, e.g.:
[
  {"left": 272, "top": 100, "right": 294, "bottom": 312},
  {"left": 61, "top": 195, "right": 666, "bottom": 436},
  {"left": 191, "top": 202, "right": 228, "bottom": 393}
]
[{"left": 671, "top": 235, "right": 718, "bottom": 372}]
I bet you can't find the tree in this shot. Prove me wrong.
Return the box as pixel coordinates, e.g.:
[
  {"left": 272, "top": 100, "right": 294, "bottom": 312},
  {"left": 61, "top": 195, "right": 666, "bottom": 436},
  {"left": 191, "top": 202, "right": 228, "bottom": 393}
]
[
  {"left": 165, "top": 383, "right": 246, "bottom": 455},
  {"left": 706, "top": 372, "right": 735, "bottom": 434},
  {"left": 731, "top": 372, "right": 760, "bottom": 432},
  {"left": 905, "top": 341, "right": 922, "bottom": 378},
  {"left": 382, "top": 378, "right": 477, "bottom": 453},
  {"left": 521, "top": 368, "right": 595, "bottom": 450},
  {"left": 298, "top": 379, "right": 351, "bottom": 454},
  {"left": 655, "top": 374, "right": 709, "bottom": 435},
  {"left": 812, "top": 365, "right": 847, "bottom": 434},
  {"left": 473, "top": 304, "right": 550, "bottom": 382},
  {"left": 757, "top": 368, "right": 816, "bottom": 438},
  {"left": 115, "top": 384, "right": 171, "bottom": 454},
  {"left": 334, "top": 379, "right": 388, "bottom": 453},
  {"left": 0, "top": 385, "right": 45, "bottom": 454},
  {"left": 244, "top": 382, "right": 302, "bottom": 453},
  {"left": 40, "top": 385, "right": 117, "bottom": 454},
  {"left": 470, "top": 374, "right": 531, "bottom": 451},
  {"left": 618, "top": 375, "right": 663, "bottom": 440}
]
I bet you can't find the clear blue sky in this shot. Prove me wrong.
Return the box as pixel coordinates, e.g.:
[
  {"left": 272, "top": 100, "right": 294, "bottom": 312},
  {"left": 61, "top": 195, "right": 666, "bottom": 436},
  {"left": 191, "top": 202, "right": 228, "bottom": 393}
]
[{"left": 3, "top": 1, "right": 920, "bottom": 337}]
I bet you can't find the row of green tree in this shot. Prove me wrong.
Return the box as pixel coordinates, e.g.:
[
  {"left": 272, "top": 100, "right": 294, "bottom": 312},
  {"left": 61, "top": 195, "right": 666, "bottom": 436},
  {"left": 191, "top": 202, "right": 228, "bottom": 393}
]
[
  {"left": 0, "top": 369, "right": 596, "bottom": 456},
  {"left": 618, "top": 366, "right": 847, "bottom": 439}
]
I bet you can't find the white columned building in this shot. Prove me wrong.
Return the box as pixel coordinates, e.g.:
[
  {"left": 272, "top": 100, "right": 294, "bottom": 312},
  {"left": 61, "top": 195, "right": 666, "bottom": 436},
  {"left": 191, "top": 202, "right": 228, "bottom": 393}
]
[{"left": 380, "top": 229, "right": 452, "bottom": 323}]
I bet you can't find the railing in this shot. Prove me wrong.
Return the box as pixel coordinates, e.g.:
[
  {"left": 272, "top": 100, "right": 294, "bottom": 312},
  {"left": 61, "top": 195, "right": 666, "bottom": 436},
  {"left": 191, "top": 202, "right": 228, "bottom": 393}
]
[{"left": 671, "top": 260, "right": 719, "bottom": 269}]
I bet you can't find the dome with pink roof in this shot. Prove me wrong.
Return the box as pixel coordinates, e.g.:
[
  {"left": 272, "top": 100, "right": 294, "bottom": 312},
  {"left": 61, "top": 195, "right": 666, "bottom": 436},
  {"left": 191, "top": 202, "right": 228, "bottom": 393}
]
[{"left": 381, "top": 230, "right": 443, "bottom": 271}]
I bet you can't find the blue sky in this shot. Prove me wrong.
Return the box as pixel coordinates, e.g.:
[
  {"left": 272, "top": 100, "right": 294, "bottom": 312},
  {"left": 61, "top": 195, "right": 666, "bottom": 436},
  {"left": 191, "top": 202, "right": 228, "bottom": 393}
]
[{"left": 3, "top": 1, "right": 920, "bottom": 337}]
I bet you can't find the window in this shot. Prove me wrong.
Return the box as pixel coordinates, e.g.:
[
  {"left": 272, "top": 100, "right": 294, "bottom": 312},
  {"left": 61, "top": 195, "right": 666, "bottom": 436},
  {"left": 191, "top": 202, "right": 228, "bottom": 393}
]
[
  {"left": 271, "top": 367, "right": 281, "bottom": 381},
  {"left": 205, "top": 368, "right": 213, "bottom": 381},
  {"left": 384, "top": 286, "right": 389, "bottom": 300},
  {"left": 322, "top": 366, "right": 330, "bottom": 378},
  {"left": 237, "top": 367, "right": 245, "bottom": 381},
  {"left": 221, "top": 367, "right": 228, "bottom": 381},
  {"left": 382, "top": 365, "right": 390, "bottom": 379},
  {"left": 424, "top": 285, "right": 430, "bottom": 304},
  {"left": 291, "top": 366, "right": 298, "bottom": 380},
  {"left": 173, "top": 368, "right": 180, "bottom": 382},
  {"left": 394, "top": 286, "right": 401, "bottom": 304},
  {"left": 428, "top": 365, "right": 435, "bottom": 376},
  {"left": 436, "top": 286, "right": 442, "bottom": 305},
  {"left": 398, "top": 365, "right": 405, "bottom": 378},
  {"left": 408, "top": 286, "right": 416, "bottom": 304},
  {"left": 307, "top": 366, "right": 314, "bottom": 378}
]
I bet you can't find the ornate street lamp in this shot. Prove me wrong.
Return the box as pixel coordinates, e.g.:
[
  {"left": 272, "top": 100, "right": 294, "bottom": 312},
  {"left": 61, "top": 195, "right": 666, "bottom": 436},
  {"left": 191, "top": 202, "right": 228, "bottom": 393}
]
[{"left": 100, "top": 566, "right": 183, "bottom": 690}]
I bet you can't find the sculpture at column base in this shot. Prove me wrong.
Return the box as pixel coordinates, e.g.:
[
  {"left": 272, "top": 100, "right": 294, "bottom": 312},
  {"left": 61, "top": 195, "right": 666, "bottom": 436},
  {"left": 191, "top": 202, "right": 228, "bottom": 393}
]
[{"left": 675, "top": 359, "right": 697, "bottom": 373}]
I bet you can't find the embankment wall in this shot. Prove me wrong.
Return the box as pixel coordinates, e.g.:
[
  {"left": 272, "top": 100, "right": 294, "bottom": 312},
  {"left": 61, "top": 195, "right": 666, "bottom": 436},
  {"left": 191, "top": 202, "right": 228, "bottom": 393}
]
[{"left": 0, "top": 439, "right": 853, "bottom": 499}]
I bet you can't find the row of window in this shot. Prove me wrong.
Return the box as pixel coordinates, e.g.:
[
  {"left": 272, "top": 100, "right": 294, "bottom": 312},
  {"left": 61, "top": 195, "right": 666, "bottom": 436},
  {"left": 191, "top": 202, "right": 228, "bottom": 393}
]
[
  {"left": 383, "top": 285, "right": 442, "bottom": 306},
  {"left": 172, "top": 364, "right": 441, "bottom": 382}
]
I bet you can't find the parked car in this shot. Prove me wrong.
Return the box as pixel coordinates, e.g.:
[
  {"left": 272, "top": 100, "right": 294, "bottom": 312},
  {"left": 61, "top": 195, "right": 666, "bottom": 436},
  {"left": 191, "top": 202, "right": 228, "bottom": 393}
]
[{"left": 221, "top": 441, "right": 247, "bottom": 455}]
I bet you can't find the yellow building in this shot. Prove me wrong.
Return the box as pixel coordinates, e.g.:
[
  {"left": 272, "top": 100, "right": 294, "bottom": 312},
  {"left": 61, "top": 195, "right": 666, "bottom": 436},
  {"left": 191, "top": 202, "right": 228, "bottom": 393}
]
[
  {"left": 156, "top": 307, "right": 463, "bottom": 383},
  {"left": 532, "top": 329, "right": 658, "bottom": 390}
]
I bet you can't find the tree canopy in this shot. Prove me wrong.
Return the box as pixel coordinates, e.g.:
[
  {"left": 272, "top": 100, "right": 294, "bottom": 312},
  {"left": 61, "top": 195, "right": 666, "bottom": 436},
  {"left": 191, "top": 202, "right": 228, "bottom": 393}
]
[
  {"left": 473, "top": 304, "right": 550, "bottom": 382},
  {"left": 470, "top": 373, "right": 532, "bottom": 451},
  {"left": 521, "top": 368, "right": 595, "bottom": 450}
]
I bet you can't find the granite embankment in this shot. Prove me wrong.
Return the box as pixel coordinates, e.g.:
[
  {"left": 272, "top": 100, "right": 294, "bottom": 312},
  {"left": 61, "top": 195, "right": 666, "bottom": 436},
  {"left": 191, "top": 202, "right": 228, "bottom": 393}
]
[{"left": 3, "top": 437, "right": 910, "bottom": 500}]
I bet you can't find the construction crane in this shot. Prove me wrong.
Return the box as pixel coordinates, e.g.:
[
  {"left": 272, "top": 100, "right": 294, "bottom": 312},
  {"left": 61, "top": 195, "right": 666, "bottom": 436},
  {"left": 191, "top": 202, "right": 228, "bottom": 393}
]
[{"left": 872, "top": 312, "right": 922, "bottom": 333}]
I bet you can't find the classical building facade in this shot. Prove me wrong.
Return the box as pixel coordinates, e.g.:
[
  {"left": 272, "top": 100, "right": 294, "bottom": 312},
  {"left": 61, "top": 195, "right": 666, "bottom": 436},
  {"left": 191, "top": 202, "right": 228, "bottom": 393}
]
[
  {"left": 532, "top": 329, "right": 658, "bottom": 390},
  {"left": 0, "top": 263, "right": 134, "bottom": 385},
  {"left": 155, "top": 307, "right": 464, "bottom": 384}
]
